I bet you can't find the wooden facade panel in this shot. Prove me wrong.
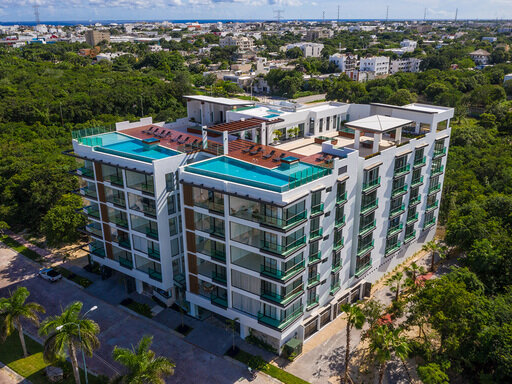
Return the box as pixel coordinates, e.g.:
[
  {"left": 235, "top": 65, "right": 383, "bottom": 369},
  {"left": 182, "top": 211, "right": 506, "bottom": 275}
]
[
  {"left": 100, "top": 203, "right": 109, "bottom": 223},
  {"left": 186, "top": 231, "right": 196, "bottom": 253},
  {"left": 94, "top": 162, "right": 103, "bottom": 182},
  {"left": 187, "top": 253, "right": 198, "bottom": 275},
  {"left": 105, "top": 242, "right": 113, "bottom": 259},
  {"left": 189, "top": 274, "right": 199, "bottom": 294},
  {"left": 97, "top": 182, "right": 106, "bottom": 203},
  {"left": 184, "top": 208, "right": 195, "bottom": 231},
  {"left": 102, "top": 223, "right": 111, "bottom": 242},
  {"left": 183, "top": 184, "right": 194, "bottom": 206}
]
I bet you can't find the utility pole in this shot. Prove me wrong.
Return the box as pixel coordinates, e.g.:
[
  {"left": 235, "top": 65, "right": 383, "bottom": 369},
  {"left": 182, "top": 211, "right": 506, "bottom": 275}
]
[
  {"left": 274, "top": 10, "right": 284, "bottom": 24},
  {"left": 33, "top": 5, "right": 40, "bottom": 25},
  {"left": 386, "top": 5, "right": 389, "bottom": 24},
  {"left": 140, "top": 95, "right": 143, "bottom": 117},
  {"left": 337, "top": 5, "right": 340, "bottom": 24},
  {"left": 323, "top": 11, "right": 325, "bottom": 24},
  {"left": 455, "top": 8, "right": 458, "bottom": 22},
  {"left": 424, "top": 8, "right": 427, "bottom": 22}
]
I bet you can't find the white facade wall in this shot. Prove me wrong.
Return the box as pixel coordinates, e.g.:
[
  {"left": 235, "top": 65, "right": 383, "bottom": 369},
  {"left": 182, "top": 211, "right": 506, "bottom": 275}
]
[{"left": 359, "top": 56, "right": 390, "bottom": 76}]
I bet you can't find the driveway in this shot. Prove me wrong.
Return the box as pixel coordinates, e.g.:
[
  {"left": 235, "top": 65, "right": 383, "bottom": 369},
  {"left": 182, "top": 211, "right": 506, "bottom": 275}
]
[{"left": 0, "top": 244, "right": 272, "bottom": 384}]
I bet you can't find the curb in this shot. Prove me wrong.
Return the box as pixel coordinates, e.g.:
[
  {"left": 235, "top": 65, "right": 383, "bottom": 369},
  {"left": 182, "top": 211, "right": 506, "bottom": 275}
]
[{"left": 0, "top": 361, "right": 33, "bottom": 384}]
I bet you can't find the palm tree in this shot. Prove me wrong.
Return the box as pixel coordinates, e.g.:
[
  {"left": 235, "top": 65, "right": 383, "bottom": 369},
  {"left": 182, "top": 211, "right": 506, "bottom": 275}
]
[
  {"left": 339, "top": 303, "right": 366, "bottom": 384},
  {"left": 0, "top": 286, "right": 45, "bottom": 357},
  {"left": 369, "top": 325, "right": 410, "bottom": 384},
  {"left": 422, "top": 240, "right": 447, "bottom": 272},
  {"left": 405, "top": 262, "right": 425, "bottom": 282},
  {"left": 226, "top": 317, "right": 239, "bottom": 352},
  {"left": 39, "top": 301, "right": 100, "bottom": 384},
  {"left": 385, "top": 272, "right": 404, "bottom": 301},
  {"left": 112, "top": 335, "right": 175, "bottom": 384}
]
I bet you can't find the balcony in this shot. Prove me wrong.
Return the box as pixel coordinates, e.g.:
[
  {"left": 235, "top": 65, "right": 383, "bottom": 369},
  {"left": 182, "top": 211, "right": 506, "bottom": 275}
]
[
  {"left": 361, "top": 198, "right": 379, "bottom": 215},
  {"left": 80, "top": 187, "right": 97, "bottom": 200},
  {"left": 409, "top": 196, "right": 421, "bottom": 207},
  {"left": 359, "top": 220, "right": 376, "bottom": 237},
  {"left": 362, "top": 177, "right": 381, "bottom": 193},
  {"left": 431, "top": 165, "right": 444, "bottom": 177},
  {"left": 336, "top": 191, "right": 348, "bottom": 205},
  {"left": 357, "top": 240, "right": 374, "bottom": 257},
  {"left": 212, "top": 271, "right": 227, "bottom": 285},
  {"left": 306, "top": 295, "right": 319, "bottom": 310},
  {"left": 413, "top": 156, "right": 427, "bottom": 168},
  {"left": 133, "top": 224, "right": 158, "bottom": 240},
  {"left": 389, "top": 204, "right": 405, "bottom": 218},
  {"left": 83, "top": 206, "right": 100, "bottom": 220},
  {"left": 330, "top": 281, "right": 341, "bottom": 295},
  {"left": 260, "top": 235, "right": 306, "bottom": 258},
  {"left": 331, "top": 260, "right": 342, "bottom": 273},
  {"left": 355, "top": 259, "right": 372, "bottom": 278},
  {"left": 110, "top": 215, "right": 129, "bottom": 229},
  {"left": 260, "top": 210, "right": 307, "bottom": 231},
  {"left": 257, "top": 306, "right": 303, "bottom": 331},
  {"left": 411, "top": 176, "right": 424, "bottom": 188},
  {"left": 406, "top": 212, "right": 419, "bottom": 225},
  {"left": 130, "top": 182, "right": 154, "bottom": 195},
  {"left": 211, "top": 294, "right": 228, "bottom": 308},
  {"left": 148, "top": 268, "right": 162, "bottom": 282},
  {"left": 118, "top": 257, "right": 133, "bottom": 269},
  {"left": 335, "top": 215, "right": 346, "bottom": 229},
  {"left": 261, "top": 284, "right": 304, "bottom": 307},
  {"left": 307, "top": 273, "right": 320, "bottom": 288},
  {"left": 385, "top": 241, "right": 402, "bottom": 256},
  {"left": 433, "top": 147, "right": 447, "bottom": 158},
  {"left": 387, "top": 223, "right": 403, "bottom": 237},
  {"left": 199, "top": 225, "right": 225, "bottom": 240},
  {"left": 311, "top": 203, "right": 324, "bottom": 216},
  {"left": 424, "top": 217, "right": 436, "bottom": 230},
  {"left": 393, "top": 164, "right": 410, "bottom": 178},
  {"left": 77, "top": 166, "right": 94, "bottom": 179},
  {"left": 428, "top": 184, "right": 441, "bottom": 195},
  {"left": 333, "top": 237, "right": 344, "bottom": 251},
  {"left": 404, "top": 230, "right": 416, "bottom": 243},
  {"left": 89, "top": 242, "right": 105, "bottom": 258},
  {"left": 391, "top": 184, "right": 408, "bottom": 198},
  {"left": 426, "top": 200, "right": 439, "bottom": 212},
  {"left": 104, "top": 174, "right": 123, "bottom": 187},
  {"left": 309, "top": 228, "right": 323, "bottom": 242},
  {"left": 108, "top": 196, "right": 126, "bottom": 208},
  {"left": 138, "top": 203, "right": 157, "bottom": 218},
  {"left": 84, "top": 223, "right": 102, "bottom": 238},
  {"left": 148, "top": 248, "right": 160, "bottom": 260},
  {"left": 260, "top": 260, "right": 305, "bottom": 282},
  {"left": 308, "top": 252, "right": 321, "bottom": 265}
]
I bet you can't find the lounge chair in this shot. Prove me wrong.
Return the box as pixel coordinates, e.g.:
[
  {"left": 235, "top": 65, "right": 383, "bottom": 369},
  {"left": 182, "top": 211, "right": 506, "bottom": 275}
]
[
  {"left": 186, "top": 139, "right": 198, "bottom": 148},
  {"left": 316, "top": 153, "right": 327, "bottom": 162},
  {"left": 171, "top": 134, "right": 183, "bottom": 143},
  {"left": 262, "top": 150, "right": 276, "bottom": 159},
  {"left": 178, "top": 137, "right": 189, "bottom": 145},
  {"left": 272, "top": 153, "right": 286, "bottom": 162},
  {"left": 249, "top": 147, "right": 262, "bottom": 155},
  {"left": 242, "top": 144, "right": 255, "bottom": 153},
  {"left": 153, "top": 128, "right": 159, "bottom": 135}
]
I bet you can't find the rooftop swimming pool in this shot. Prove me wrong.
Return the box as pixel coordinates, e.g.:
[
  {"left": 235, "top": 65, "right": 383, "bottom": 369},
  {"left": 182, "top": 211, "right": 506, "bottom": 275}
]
[
  {"left": 79, "top": 132, "right": 179, "bottom": 163},
  {"left": 185, "top": 156, "right": 331, "bottom": 192}
]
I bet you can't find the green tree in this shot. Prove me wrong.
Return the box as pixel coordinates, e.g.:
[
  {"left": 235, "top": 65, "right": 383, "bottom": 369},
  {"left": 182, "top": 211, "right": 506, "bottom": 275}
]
[
  {"left": 386, "top": 89, "right": 417, "bottom": 106},
  {"left": 386, "top": 272, "right": 404, "bottom": 301},
  {"left": 0, "top": 286, "right": 45, "bottom": 357},
  {"left": 39, "top": 301, "right": 100, "bottom": 384},
  {"left": 417, "top": 363, "right": 450, "bottom": 384},
  {"left": 0, "top": 220, "right": 10, "bottom": 235},
  {"left": 369, "top": 326, "right": 410, "bottom": 384},
  {"left": 422, "top": 240, "right": 447, "bottom": 272},
  {"left": 286, "top": 47, "right": 303, "bottom": 59},
  {"left": 226, "top": 317, "right": 239, "bottom": 352},
  {"left": 112, "top": 335, "right": 175, "bottom": 384},
  {"left": 339, "top": 303, "right": 365, "bottom": 383}
]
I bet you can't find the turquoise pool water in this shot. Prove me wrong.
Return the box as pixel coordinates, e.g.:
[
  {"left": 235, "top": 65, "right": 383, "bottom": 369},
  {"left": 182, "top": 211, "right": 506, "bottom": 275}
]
[
  {"left": 185, "top": 156, "right": 331, "bottom": 192},
  {"left": 81, "top": 132, "right": 179, "bottom": 162}
]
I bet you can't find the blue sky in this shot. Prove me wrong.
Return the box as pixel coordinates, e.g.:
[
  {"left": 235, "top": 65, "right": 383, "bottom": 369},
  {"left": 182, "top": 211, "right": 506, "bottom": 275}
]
[{"left": 0, "top": 0, "right": 510, "bottom": 23}]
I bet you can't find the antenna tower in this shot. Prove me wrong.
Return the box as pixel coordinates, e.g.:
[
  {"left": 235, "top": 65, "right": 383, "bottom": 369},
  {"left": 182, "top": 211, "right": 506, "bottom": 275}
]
[
  {"left": 386, "top": 5, "right": 389, "bottom": 24},
  {"left": 424, "top": 8, "right": 427, "bottom": 21},
  {"left": 337, "top": 5, "right": 340, "bottom": 24},
  {"left": 455, "top": 8, "right": 458, "bottom": 22},
  {"left": 33, "top": 5, "right": 40, "bottom": 25},
  {"left": 274, "top": 10, "right": 284, "bottom": 24}
]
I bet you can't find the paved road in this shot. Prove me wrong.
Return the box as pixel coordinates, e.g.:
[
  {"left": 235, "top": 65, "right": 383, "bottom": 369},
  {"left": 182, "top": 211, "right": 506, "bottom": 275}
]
[{"left": 0, "top": 244, "right": 271, "bottom": 384}]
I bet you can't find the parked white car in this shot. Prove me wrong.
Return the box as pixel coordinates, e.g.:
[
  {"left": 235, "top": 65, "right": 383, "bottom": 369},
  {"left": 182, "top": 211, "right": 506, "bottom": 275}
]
[{"left": 38, "top": 267, "right": 62, "bottom": 282}]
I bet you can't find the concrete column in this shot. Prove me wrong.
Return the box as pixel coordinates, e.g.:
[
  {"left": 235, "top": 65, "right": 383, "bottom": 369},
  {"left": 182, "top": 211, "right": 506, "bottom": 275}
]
[
  {"left": 415, "top": 122, "right": 421, "bottom": 134},
  {"left": 395, "top": 127, "right": 402, "bottom": 144},
  {"left": 373, "top": 133, "right": 382, "bottom": 153},
  {"left": 251, "top": 128, "right": 257, "bottom": 143},
  {"left": 447, "top": 118, "right": 451, "bottom": 129},
  {"left": 189, "top": 303, "right": 198, "bottom": 318},
  {"left": 202, "top": 126, "right": 208, "bottom": 149},
  {"left": 240, "top": 324, "right": 250, "bottom": 340},
  {"left": 223, "top": 131, "right": 229, "bottom": 155},
  {"left": 354, "top": 129, "right": 361, "bottom": 150},
  {"left": 135, "top": 279, "right": 143, "bottom": 294},
  {"left": 200, "top": 102, "right": 205, "bottom": 126},
  {"left": 261, "top": 123, "right": 267, "bottom": 145}
]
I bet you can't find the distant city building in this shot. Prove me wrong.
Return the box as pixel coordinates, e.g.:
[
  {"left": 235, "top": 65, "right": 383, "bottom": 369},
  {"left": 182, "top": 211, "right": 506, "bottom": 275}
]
[
  {"left": 329, "top": 53, "right": 358, "bottom": 72},
  {"left": 359, "top": 56, "right": 390, "bottom": 76},
  {"left": 85, "top": 30, "right": 110, "bottom": 46},
  {"left": 469, "top": 49, "right": 491, "bottom": 65},
  {"left": 389, "top": 58, "right": 422, "bottom": 74},
  {"left": 482, "top": 37, "right": 497, "bottom": 43},
  {"left": 400, "top": 39, "right": 417, "bottom": 52},
  {"left": 219, "top": 36, "right": 254, "bottom": 51},
  {"left": 305, "top": 29, "right": 333, "bottom": 41},
  {"left": 504, "top": 73, "right": 512, "bottom": 84},
  {"left": 283, "top": 43, "right": 324, "bottom": 58}
]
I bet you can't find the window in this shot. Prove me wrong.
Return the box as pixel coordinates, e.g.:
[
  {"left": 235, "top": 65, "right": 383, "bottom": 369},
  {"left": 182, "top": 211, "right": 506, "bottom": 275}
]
[
  {"left": 363, "top": 167, "right": 379, "bottom": 185},
  {"left": 169, "top": 217, "right": 178, "bottom": 236},
  {"left": 167, "top": 195, "right": 176, "bottom": 215},
  {"left": 165, "top": 173, "right": 176, "bottom": 192},
  {"left": 394, "top": 155, "right": 408, "bottom": 171},
  {"left": 356, "top": 253, "right": 371, "bottom": 271},
  {"left": 390, "top": 196, "right": 403, "bottom": 211},
  {"left": 337, "top": 182, "right": 346, "bottom": 201},
  {"left": 412, "top": 168, "right": 422, "bottom": 183},
  {"left": 414, "top": 148, "right": 424, "bottom": 163},
  {"left": 338, "top": 165, "right": 347, "bottom": 175}
]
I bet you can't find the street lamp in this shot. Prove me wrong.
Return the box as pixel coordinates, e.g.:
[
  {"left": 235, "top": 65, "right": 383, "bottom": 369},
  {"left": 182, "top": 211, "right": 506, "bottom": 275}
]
[{"left": 56, "top": 306, "right": 98, "bottom": 384}]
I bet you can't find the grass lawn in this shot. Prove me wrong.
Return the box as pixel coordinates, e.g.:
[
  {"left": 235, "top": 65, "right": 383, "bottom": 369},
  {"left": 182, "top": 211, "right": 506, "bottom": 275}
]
[
  {"left": 0, "top": 235, "right": 43, "bottom": 263},
  {"left": 228, "top": 348, "right": 310, "bottom": 384},
  {"left": 0, "top": 332, "right": 107, "bottom": 384}
]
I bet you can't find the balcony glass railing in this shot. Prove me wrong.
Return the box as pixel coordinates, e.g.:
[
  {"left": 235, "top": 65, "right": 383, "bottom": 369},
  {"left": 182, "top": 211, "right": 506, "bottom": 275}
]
[
  {"left": 424, "top": 217, "right": 436, "bottom": 229},
  {"left": 361, "top": 198, "right": 379, "bottom": 215},
  {"left": 426, "top": 200, "right": 439, "bottom": 211},
  {"left": 260, "top": 235, "right": 306, "bottom": 257},
  {"left": 108, "top": 196, "right": 126, "bottom": 208},
  {"left": 385, "top": 241, "right": 402, "bottom": 255},
  {"left": 89, "top": 242, "right": 105, "bottom": 258},
  {"left": 392, "top": 184, "right": 408, "bottom": 197},
  {"left": 335, "top": 215, "right": 346, "bottom": 228},
  {"left": 362, "top": 177, "right": 381, "bottom": 192},
  {"left": 428, "top": 184, "right": 441, "bottom": 195},
  {"left": 78, "top": 166, "right": 94, "bottom": 178},
  {"left": 81, "top": 187, "right": 97, "bottom": 200},
  {"left": 306, "top": 295, "right": 319, "bottom": 309},
  {"left": 330, "top": 281, "right": 341, "bottom": 295},
  {"left": 331, "top": 260, "right": 342, "bottom": 273},
  {"left": 85, "top": 223, "right": 102, "bottom": 238},
  {"left": 104, "top": 174, "right": 123, "bottom": 186},
  {"left": 333, "top": 237, "right": 344, "bottom": 250},
  {"left": 311, "top": 203, "right": 324, "bottom": 215},
  {"left": 110, "top": 215, "right": 129, "bottom": 229},
  {"left": 355, "top": 259, "right": 373, "bottom": 277},
  {"left": 389, "top": 204, "right": 405, "bottom": 217},
  {"left": 148, "top": 248, "right": 160, "bottom": 260},
  {"left": 336, "top": 191, "right": 348, "bottom": 205},
  {"left": 148, "top": 268, "right": 162, "bottom": 282},
  {"left": 259, "top": 210, "right": 307, "bottom": 230},
  {"left": 411, "top": 176, "right": 424, "bottom": 188},
  {"left": 258, "top": 306, "right": 303, "bottom": 330},
  {"left": 431, "top": 165, "right": 444, "bottom": 177},
  {"left": 409, "top": 196, "right": 421, "bottom": 207},
  {"left": 307, "top": 273, "right": 320, "bottom": 287},
  {"left": 83, "top": 206, "right": 100, "bottom": 219},
  {"left": 433, "top": 147, "right": 447, "bottom": 158},
  {"left": 404, "top": 230, "right": 416, "bottom": 243},
  {"left": 308, "top": 252, "right": 321, "bottom": 264},
  {"left": 118, "top": 257, "right": 133, "bottom": 269},
  {"left": 394, "top": 164, "right": 410, "bottom": 177},
  {"left": 130, "top": 182, "right": 154, "bottom": 195},
  {"left": 387, "top": 223, "right": 403, "bottom": 237},
  {"left": 261, "top": 284, "right": 303, "bottom": 306},
  {"left": 357, "top": 240, "right": 374, "bottom": 256},
  {"left": 359, "top": 220, "right": 376, "bottom": 236},
  {"left": 413, "top": 156, "right": 426, "bottom": 167},
  {"left": 211, "top": 294, "right": 228, "bottom": 308},
  {"left": 406, "top": 212, "right": 419, "bottom": 224},
  {"left": 212, "top": 271, "right": 227, "bottom": 285},
  {"left": 133, "top": 224, "right": 158, "bottom": 240},
  {"left": 309, "top": 228, "right": 323, "bottom": 241},
  {"left": 260, "top": 260, "right": 305, "bottom": 281}
]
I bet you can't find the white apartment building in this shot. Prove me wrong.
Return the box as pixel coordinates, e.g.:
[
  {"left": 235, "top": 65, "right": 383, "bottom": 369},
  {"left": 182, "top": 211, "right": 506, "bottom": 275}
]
[
  {"left": 400, "top": 39, "right": 417, "bottom": 52},
  {"left": 359, "top": 56, "right": 390, "bottom": 76},
  {"left": 329, "top": 53, "right": 358, "bottom": 72},
  {"left": 283, "top": 43, "right": 324, "bottom": 58},
  {"left": 71, "top": 96, "right": 452, "bottom": 357},
  {"left": 219, "top": 36, "right": 254, "bottom": 51},
  {"left": 389, "top": 58, "right": 422, "bottom": 74}
]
